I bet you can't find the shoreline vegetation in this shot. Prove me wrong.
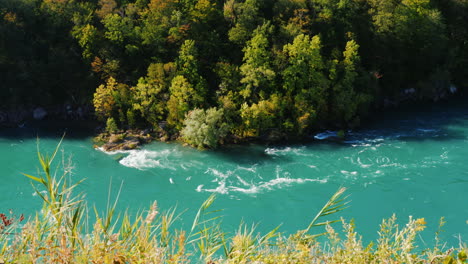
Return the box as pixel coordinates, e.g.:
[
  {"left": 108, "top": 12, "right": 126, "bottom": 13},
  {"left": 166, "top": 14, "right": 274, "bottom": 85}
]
[
  {"left": 2, "top": 0, "right": 468, "bottom": 150},
  {"left": 0, "top": 143, "right": 467, "bottom": 263}
]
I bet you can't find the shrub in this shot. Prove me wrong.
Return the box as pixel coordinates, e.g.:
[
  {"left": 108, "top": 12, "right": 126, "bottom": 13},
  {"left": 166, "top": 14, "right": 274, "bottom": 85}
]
[{"left": 181, "top": 107, "right": 229, "bottom": 149}]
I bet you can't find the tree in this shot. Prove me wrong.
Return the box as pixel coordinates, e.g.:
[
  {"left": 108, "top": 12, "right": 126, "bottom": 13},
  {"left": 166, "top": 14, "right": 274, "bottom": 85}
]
[
  {"left": 176, "top": 39, "right": 208, "bottom": 99},
  {"left": 239, "top": 94, "right": 282, "bottom": 137},
  {"left": 93, "top": 77, "right": 118, "bottom": 121},
  {"left": 239, "top": 22, "right": 276, "bottom": 101},
  {"left": 282, "top": 34, "right": 328, "bottom": 130},
  {"left": 132, "top": 63, "right": 172, "bottom": 128},
  {"left": 103, "top": 13, "right": 135, "bottom": 45},
  {"left": 139, "top": 0, "right": 176, "bottom": 50},
  {"left": 273, "top": 0, "right": 310, "bottom": 41},
  {"left": 368, "top": 0, "right": 448, "bottom": 96},
  {"left": 225, "top": 0, "right": 263, "bottom": 45},
  {"left": 181, "top": 107, "right": 229, "bottom": 149},
  {"left": 330, "top": 39, "right": 371, "bottom": 126},
  {"left": 167, "top": 75, "right": 203, "bottom": 130},
  {"left": 74, "top": 24, "right": 98, "bottom": 60},
  {"left": 96, "top": 0, "right": 117, "bottom": 19}
]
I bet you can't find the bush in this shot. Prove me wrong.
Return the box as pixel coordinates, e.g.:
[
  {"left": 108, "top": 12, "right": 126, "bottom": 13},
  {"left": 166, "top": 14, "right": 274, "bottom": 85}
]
[{"left": 181, "top": 107, "right": 229, "bottom": 149}]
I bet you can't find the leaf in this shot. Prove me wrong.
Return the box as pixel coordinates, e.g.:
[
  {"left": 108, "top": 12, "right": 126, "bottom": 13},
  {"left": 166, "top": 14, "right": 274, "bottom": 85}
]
[
  {"left": 22, "top": 173, "right": 45, "bottom": 184},
  {"left": 304, "top": 187, "right": 348, "bottom": 234}
]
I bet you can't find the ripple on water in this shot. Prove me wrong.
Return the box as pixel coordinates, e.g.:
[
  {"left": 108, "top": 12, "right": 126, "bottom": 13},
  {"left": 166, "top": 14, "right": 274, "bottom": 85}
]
[
  {"left": 264, "top": 146, "right": 314, "bottom": 157},
  {"left": 196, "top": 166, "right": 327, "bottom": 195}
]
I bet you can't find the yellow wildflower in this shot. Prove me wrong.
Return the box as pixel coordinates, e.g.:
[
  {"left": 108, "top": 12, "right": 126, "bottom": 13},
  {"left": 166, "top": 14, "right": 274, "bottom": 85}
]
[{"left": 415, "top": 218, "right": 426, "bottom": 231}]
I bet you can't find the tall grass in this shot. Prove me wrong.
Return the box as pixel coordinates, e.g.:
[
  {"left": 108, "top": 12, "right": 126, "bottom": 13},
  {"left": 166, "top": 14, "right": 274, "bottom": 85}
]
[{"left": 0, "top": 142, "right": 466, "bottom": 263}]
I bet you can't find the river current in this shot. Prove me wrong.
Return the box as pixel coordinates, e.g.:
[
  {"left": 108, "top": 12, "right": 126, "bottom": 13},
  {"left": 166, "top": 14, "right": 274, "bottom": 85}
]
[{"left": 1, "top": 102, "right": 467, "bottom": 247}]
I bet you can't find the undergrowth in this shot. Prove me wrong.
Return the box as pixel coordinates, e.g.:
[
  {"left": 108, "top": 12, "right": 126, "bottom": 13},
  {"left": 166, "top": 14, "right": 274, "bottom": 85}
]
[{"left": 0, "top": 141, "right": 466, "bottom": 263}]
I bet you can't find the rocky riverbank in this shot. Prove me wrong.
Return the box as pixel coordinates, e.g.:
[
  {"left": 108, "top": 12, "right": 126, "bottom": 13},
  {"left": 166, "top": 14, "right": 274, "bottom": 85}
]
[
  {"left": 94, "top": 130, "right": 154, "bottom": 152},
  {"left": 0, "top": 84, "right": 462, "bottom": 151}
]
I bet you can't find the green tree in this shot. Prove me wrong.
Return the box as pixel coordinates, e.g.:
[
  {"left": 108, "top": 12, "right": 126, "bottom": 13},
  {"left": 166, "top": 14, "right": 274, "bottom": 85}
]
[
  {"left": 239, "top": 94, "right": 282, "bottom": 137},
  {"left": 225, "top": 0, "right": 263, "bottom": 45},
  {"left": 93, "top": 77, "right": 118, "bottom": 121},
  {"left": 176, "top": 39, "right": 208, "bottom": 99},
  {"left": 273, "top": 0, "right": 310, "bottom": 41},
  {"left": 330, "top": 40, "right": 371, "bottom": 126},
  {"left": 139, "top": 0, "right": 176, "bottom": 50},
  {"left": 433, "top": 0, "right": 468, "bottom": 87},
  {"left": 133, "top": 78, "right": 168, "bottom": 127},
  {"left": 167, "top": 75, "right": 203, "bottom": 130},
  {"left": 132, "top": 63, "right": 172, "bottom": 128},
  {"left": 282, "top": 34, "right": 328, "bottom": 130},
  {"left": 74, "top": 24, "right": 98, "bottom": 60},
  {"left": 369, "top": 0, "right": 448, "bottom": 96},
  {"left": 239, "top": 22, "right": 276, "bottom": 101},
  {"left": 103, "top": 13, "right": 136, "bottom": 46}
]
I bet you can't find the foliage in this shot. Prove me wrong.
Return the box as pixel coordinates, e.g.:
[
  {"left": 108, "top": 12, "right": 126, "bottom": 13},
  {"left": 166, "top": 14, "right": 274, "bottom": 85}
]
[
  {"left": 106, "top": 117, "right": 118, "bottom": 133},
  {"left": 167, "top": 75, "right": 203, "bottom": 130},
  {"left": 93, "top": 77, "right": 118, "bottom": 121},
  {"left": 176, "top": 39, "right": 208, "bottom": 99},
  {"left": 239, "top": 94, "right": 282, "bottom": 137},
  {"left": 1, "top": 0, "right": 468, "bottom": 147},
  {"left": 282, "top": 34, "right": 327, "bottom": 132},
  {"left": 239, "top": 22, "right": 276, "bottom": 101},
  {"left": 181, "top": 107, "right": 229, "bottom": 149},
  {"left": 330, "top": 39, "right": 372, "bottom": 126}
]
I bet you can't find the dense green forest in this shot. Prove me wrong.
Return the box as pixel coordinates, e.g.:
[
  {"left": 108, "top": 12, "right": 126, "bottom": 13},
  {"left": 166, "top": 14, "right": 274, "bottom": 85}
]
[{"left": 1, "top": 0, "right": 467, "bottom": 147}]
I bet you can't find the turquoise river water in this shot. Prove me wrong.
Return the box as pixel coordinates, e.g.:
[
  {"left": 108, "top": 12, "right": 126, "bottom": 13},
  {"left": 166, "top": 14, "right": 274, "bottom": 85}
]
[{"left": 1, "top": 102, "right": 467, "bottom": 247}]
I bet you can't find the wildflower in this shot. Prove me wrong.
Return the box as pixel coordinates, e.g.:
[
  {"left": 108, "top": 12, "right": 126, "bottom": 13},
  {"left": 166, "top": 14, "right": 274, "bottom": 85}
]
[{"left": 415, "top": 218, "right": 426, "bottom": 231}]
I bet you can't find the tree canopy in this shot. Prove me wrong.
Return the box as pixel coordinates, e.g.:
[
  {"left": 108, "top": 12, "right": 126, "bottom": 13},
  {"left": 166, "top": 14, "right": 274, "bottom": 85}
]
[{"left": 1, "top": 0, "right": 467, "bottom": 147}]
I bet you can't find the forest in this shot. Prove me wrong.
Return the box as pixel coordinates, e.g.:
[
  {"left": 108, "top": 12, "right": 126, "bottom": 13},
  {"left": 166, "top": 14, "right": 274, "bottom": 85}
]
[{"left": 1, "top": 0, "right": 467, "bottom": 148}]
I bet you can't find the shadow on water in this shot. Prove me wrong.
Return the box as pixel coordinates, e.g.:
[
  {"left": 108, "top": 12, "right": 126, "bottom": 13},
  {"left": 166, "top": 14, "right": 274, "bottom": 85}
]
[
  {"left": 350, "top": 101, "right": 468, "bottom": 142},
  {"left": 210, "top": 143, "right": 285, "bottom": 165},
  {"left": 212, "top": 99, "right": 468, "bottom": 163}
]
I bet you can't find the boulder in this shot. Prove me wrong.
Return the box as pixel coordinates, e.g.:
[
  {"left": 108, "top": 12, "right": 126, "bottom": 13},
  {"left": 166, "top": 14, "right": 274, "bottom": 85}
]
[
  {"left": 108, "top": 134, "right": 124, "bottom": 143},
  {"left": 450, "top": 84, "right": 457, "bottom": 94},
  {"left": 33, "top": 107, "right": 47, "bottom": 120}
]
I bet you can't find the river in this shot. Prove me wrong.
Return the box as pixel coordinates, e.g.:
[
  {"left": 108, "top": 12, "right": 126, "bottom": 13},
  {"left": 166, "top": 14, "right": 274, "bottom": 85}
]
[{"left": 1, "top": 101, "right": 467, "bottom": 247}]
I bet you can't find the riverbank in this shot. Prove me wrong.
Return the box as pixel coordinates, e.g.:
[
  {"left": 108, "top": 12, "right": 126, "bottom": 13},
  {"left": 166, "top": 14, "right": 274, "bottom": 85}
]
[
  {"left": 93, "top": 130, "right": 154, "bottom": 151},
  {"left": 1, "top": 89, "right": 465, "bottom": 151},
  {"left": 94, "top": 89, "right": 465, "bottom": 151}
]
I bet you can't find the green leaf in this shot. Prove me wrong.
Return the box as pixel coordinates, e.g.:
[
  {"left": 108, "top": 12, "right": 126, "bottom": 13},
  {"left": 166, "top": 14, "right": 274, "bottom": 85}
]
[
  {"left": 304, "top": 187, "right": 348, "bottom": 235},
  {"left": 22, "top": 173, "right": 45, "bottom": 184}
]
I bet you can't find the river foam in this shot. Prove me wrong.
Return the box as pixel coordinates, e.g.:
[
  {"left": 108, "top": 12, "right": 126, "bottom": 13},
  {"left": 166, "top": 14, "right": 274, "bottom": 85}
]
[
  {"left": 196, "top": 176, "right": 325, "bottom": 195},
  {"left": 119, "top": 150, "right": 173, "bottom": 170},
  {"left": 98, "top": 147, "right": 184, "bottom": 170},
  {"left": 196, "top": 166, "right": 327, "bottom": 195}
]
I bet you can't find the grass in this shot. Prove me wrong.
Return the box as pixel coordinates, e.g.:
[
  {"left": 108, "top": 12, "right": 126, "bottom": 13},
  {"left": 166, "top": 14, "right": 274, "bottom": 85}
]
[{"left": 0, "top": 141, "right": 467, "bottom": 263}]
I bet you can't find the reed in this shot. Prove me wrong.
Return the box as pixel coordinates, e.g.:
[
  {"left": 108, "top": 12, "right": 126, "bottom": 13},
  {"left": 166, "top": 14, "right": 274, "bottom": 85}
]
[{"left": 0, "top": 142, "right": 466, "bottom": 263}]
